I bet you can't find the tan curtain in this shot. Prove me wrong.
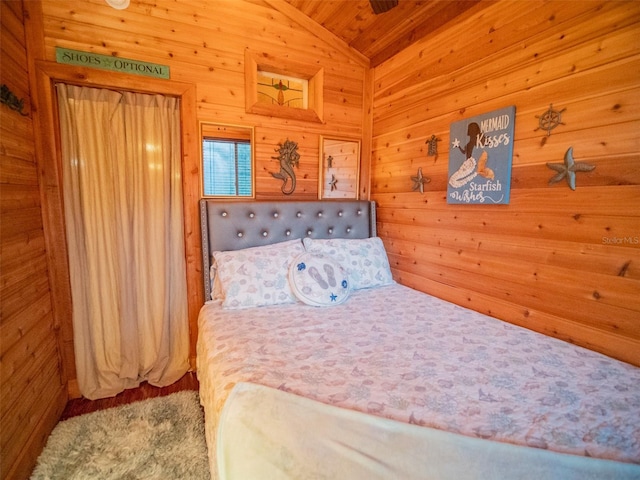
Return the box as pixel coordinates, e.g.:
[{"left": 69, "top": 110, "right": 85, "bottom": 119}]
[{"left": 56, "top": 84, "right": 189, "bottom": 400}]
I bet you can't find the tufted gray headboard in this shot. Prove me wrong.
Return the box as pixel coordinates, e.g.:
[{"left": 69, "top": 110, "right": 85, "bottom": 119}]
[{"left": 199, "top": 199, "right": 376, "bottom": 300}]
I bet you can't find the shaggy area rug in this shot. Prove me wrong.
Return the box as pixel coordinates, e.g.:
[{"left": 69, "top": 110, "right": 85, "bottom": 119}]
[{"left": 31, "top": 390, "right": 210, "bottom": 480}]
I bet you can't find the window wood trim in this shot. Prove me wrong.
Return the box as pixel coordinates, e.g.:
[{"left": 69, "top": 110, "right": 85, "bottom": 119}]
[{"left": 199, "top": 122, "right": 255, "bottom": 199}]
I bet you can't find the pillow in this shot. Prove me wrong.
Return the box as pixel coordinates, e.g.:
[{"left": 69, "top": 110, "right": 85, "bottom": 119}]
[
  {"left": 209, "top": 262, "right": 224, "bottom": 301},
  {"left": 302, "top": 237, "right": 394, "bottom": 290},
  {"left": 213, "top": 239, "right": 304, "bottom": 309},
  {"left": 289, "top": 252, "right": 350, "bottom": 306}
]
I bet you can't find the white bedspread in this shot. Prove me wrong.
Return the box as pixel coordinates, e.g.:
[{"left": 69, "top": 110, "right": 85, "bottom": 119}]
[
  {"left": 218, "top": 382, "right": 640, "bottom": 480},
  {"left": 197, "top": 284, "right": 640, "bottom": 477}
]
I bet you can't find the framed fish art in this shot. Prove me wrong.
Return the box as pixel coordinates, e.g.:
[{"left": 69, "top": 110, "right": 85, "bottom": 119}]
[{"left": 447, "top": 105, "right": 516, "bottom": 204}]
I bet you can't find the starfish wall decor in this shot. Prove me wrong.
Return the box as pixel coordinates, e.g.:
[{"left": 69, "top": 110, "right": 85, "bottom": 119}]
[
  {"left": 411, "top": 167, "right": 431, "bottom": 193},
  {"left": 328, "top": 174, "right": 338, "bottom": 191},
  {"left": 546, "top": 147, "right": 595, "bottom": 190}
]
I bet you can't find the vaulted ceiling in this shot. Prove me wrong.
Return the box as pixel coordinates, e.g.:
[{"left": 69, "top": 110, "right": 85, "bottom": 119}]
[{"left": 283, "top": 0, "right": 486, "bottom": 66}]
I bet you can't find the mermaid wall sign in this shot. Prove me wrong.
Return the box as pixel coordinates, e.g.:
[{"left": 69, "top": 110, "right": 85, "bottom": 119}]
[{"left": 447, "top": 105, "right": 515, "bottom": 204}]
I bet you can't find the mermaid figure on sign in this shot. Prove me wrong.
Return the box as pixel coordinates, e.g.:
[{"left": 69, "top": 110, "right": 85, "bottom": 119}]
[{"left": 449, "top": 122, "right": 493, "bottom": 188}]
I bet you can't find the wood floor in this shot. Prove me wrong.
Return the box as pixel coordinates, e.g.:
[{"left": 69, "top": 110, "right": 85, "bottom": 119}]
[{"left": 60, "top": 371, "right": 200, "bottom": 420}]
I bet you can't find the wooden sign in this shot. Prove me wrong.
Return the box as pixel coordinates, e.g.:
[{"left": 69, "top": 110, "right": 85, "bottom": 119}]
[
  {"left": 56, "top": 47, "right": 170, "bottom": 79},
  {"left": 447, "top": 106, "right": 515, "bottom": 204}
]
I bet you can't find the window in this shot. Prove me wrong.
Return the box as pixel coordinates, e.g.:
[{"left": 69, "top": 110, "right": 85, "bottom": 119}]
[
  {"left": 200, "top": 123, "right": 254, "bottom": 198},
  {"left": 245, "top": 50, "right": 323, "bottom": 123},
  {"left": 202, "top": 139, "right": 251, "bottom": 196},
  {"left": 256, "top": 71, "right": 308, "bottom": 109}
]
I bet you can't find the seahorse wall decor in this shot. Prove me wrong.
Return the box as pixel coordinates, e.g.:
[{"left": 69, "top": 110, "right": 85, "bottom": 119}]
[{"left": 271, "top": 138, "right": 300, "bottom": 195}]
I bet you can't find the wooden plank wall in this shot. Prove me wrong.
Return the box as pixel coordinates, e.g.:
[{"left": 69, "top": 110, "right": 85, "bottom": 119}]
[
  {"left": 31, "top": 0, "right": 369, "bottom": 398},
  {"left": 371, "top": 0, "right": 640, "bottom": 366},
  {"left": 0, "top": 1, "right": 67, "bottom": 479}
]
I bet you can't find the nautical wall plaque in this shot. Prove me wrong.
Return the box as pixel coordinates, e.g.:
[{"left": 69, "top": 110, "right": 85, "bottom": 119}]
[
  {"left": 56, "top": 48, "right": 170, "bottom": 79},
  {"left": 447, "top": 105, "right": 515, "bottom": 204}
]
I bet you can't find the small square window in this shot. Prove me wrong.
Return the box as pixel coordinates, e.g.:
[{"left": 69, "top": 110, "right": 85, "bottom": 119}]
[{"left": 245, "top": 51, "right": 323, "bottom": 123}]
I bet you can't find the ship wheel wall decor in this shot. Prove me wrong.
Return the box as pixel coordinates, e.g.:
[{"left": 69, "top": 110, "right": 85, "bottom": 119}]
[{"left": 535, "top": 103, "right": 566, "bottom": 136}]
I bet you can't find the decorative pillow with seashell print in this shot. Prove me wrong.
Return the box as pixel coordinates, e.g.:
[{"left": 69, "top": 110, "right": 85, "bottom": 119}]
[
  {"left": 213, "top": 239, "right": 304, "bottom": 309},
  {"left": 302, "top": 237, "right": 394, "bottom": 290}
]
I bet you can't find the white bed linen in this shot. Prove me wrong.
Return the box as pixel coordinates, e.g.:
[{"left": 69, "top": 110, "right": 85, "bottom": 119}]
[
  {"left": 218, "top": 382, "right": 640, "bottom": 480},
  {"left": 197, "top": 284, "right": 640, "bottom": 477}
]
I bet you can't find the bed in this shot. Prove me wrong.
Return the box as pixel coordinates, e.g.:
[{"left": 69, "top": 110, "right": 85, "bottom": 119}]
[{"left": 196, "top": 199, "right": 640, "bottom": 480}]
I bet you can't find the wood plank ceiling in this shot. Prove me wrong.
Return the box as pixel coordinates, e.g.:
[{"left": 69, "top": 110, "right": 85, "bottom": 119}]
[{"left": 283, "top": 0, "right": 485, "bottom": 66}]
